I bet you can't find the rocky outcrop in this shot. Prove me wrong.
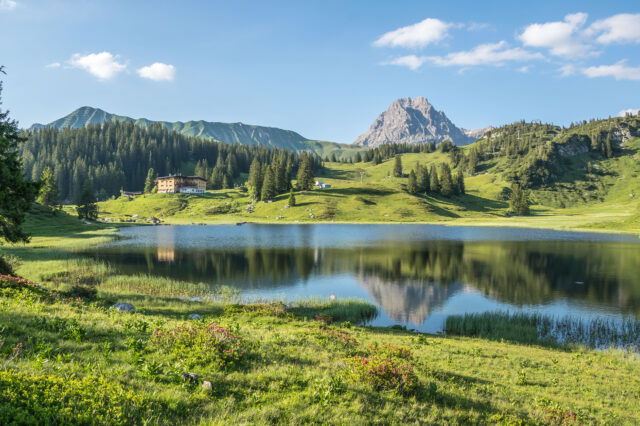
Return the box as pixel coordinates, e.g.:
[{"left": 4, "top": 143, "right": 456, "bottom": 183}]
[
  {"left": 354, "top": 97, "right": 477, "bottom": 147},
  {"left": 462, "top": 126, "right": 494, "bottom": 141}
]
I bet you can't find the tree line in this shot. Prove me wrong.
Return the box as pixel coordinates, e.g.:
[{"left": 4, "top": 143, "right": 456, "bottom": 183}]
[{"left": 20, "top": 122, "right": 321, "bottom": 203}]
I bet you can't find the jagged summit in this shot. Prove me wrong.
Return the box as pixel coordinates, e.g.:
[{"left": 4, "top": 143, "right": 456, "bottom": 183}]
[{"left": 354, "top": 97, "right": 484, "bottom": 147}]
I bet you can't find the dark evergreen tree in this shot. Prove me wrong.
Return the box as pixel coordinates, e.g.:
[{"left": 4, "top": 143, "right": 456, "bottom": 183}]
[
  {"left": 416, "top": 164, "right": 430, "bottom": 193},
  {"left": 429, "top": 165, "right": 440, "bottom": 194},
  {"left": 76, "top": 181, "right": 98, "bottom": 220},
  {"left": 439, "top": 163, "right": 454, "bottom": 196},
  {"left": 37, "top": 167, "right": 59, "bottom": 207},
  {"left": 354, "top": 152, "right": 362, "bottom": 163},
  {"left": 143, "top": 168, "right": 157, "bottom": 193},
  {"left": 509, "top": 183, "right": 529, "bottom": 215},
  {"left": 296, "top": 153, "right": 314, "bottom": 190},
  {"left": 406, "top": 170, "right": 418, "bottom": 194},
  {"left": 0, "top": 67, "right": 39, "bottom": 243},
  {"left": 247, "top": 158, "right": 263, "bottom": 201},
  {"left": 393, "top": 155, "right": 403, "bottom": 177},
  {"left": 467, "top": 148, "right": 479, "bottom": 174},
  {"left": 261, "top": 166, "right": 277, "bottom": 201},
  {"left": 287, "top": 190, "right": 296, "bottom": 207},
  {"left": 455, "top": 172, "right": 465, "bottom": 195}
]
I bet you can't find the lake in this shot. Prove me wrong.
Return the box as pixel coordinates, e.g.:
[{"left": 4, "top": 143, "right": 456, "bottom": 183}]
[{"left": 83, "top": 224, "right": 640, "bottom": 333}]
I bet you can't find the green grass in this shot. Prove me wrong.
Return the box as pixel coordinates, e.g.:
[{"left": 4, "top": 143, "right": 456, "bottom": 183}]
[
  {"left": 89, "top": 137, "right": 640, "bottom": 234},
  {"left": 1, "top": 210, "right": 639, "bottom": 423}
]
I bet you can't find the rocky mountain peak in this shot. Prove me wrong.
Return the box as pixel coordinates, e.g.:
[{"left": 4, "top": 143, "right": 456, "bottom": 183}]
[{"left": 354, "top": 97, "right": 482, "bottom": 147}]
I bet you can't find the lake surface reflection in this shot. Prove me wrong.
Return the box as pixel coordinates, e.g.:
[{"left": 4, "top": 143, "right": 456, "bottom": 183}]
[{"left": 83, "top": 224, "right": 640, "bottom": 332}]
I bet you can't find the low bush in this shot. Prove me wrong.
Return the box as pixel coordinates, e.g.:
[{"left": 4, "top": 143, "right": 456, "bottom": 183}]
[
  {"left": 345, "top": 355, "right": 418, "bottom": 394},
  {"left": 149, "top": 322, "right": 246, "bottom": 368},
  {"left": 0, "top": 371, "right": 159, "bottom": 425}
]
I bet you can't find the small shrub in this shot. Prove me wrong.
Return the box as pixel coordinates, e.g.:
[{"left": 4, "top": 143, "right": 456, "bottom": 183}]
[
  {"left": 240, "top": 302, "right": 287, "bottom": 317},
  {"left": 345, "top": 355, "right": 418, "bottom": 394},
  {"left": 318, "top": 327, "right": 359, "bottom": 347},
  {"left": 369, "top": 343, "right": 413, "bottom": 360},
  {"left": 150, "top": 322, "right": 246, "bottom": 368},
  {"left": 64, "top": 285, "right": 98, "bottom": 300},
  {"left": 314, "top": 314, "right": 333, "bottom": 324},
  {"left": 0, "top": 256, "right": 20, "bottom": 275}
]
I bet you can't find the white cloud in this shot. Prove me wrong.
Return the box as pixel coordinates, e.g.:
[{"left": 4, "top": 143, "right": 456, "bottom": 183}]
[
  {"left": 519, "top": 12, "right": 593, "bottom": 58},
  {"left": 383, "top": 55, "right": 427, "bottom": 71},
  {"left": 45, "top": 62, "right": 61, "bottom": 69},
  {"left": 0, "top": 0, "right": 17, "bottom": 10},
  {"left": 587, "top": 13, "right": 640, "bottom": 44},
  {"left": 383, "top": 42, "right": 543, "bottom": 71},
  {"left": 374, "top": 18, "right": 453, "bottom": 49},
  {"left": 424, "top": 41, "right": 544, "bottom": 67},
  {"left": 558, "top": 64, "right": 577, "bottom": 76},
  {"left": 137, "top": 62, "right": 176, "bottom": 81},
  {"left": 618, "top": 108, "right": 640, "bottom": 117},
  {"left": 67, "top": 52, "right": 126, "bottom": 80},
  {"left": 581, "top": 61, "right": 640, "bottom": 81},
  {"left": 517, "top": 66, "right": 531, "bottom": 73}
]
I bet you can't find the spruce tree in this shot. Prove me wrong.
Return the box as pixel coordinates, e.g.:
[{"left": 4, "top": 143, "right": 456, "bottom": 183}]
[
  {"left": 143, "top": 168, "right": 157, "bottom": 193},
  {"left": 261, "top": 166, "right": 277, "bottom": 201},
  {"left": 467, "top": 148, "right": 479, "bottom": 174},
  {"left": 406, "top": 170, "right": 418, "bottom": 194},
  {"left": 287, "top": 190, "right": 296, "bottom": 207},
  {"left": 417, "top": 164, "right": 430, "bottom": 193},
  {"left": 429, "top": 165, "right": 440, "bottom": 194},
  {"left": 0, "top": 67, "right": 39, "bottom": 243},
  {"left": 509, "top": 183, "right": 529, "bottom": 215},
  {"left": 393, "top": 155, "right": 403, "bottom": 177},
  {"left": 37, "top": 167, "right": 59, "bottom": 207},
  {"left": 296, "top": 154, "right": 314, "bottom": 190},
  {"left": 247, "top": 158, "right": 263, "bottom": 201},
  {"left": 439, "top": 163, "right": 454, "bottom": 197},
  {"left": 76, "top": 181, "right": 98, "bottom": 220},
  {"left": 455, "top": 172, "right": 465, "bottom": 195},
  {"left": 354, "top": 152, "right": 362, "bottom": 163}
]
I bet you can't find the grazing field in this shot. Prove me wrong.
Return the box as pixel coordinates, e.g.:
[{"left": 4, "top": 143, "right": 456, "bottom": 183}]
[{"left": 94, "top": 140, "right": 640, "bottom": 234}]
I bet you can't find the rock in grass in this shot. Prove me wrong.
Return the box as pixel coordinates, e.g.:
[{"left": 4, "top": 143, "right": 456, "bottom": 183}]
[
  {"left": 111, "top": 302, "right": 135, "bottom": 312},
  {"left": 202, "top": 380, "right": 213, "bottom": 393},
  {"left": 189, "top": 314, "right": 202, "bottom": 319},
  {"left": 182, "top": 372, "right": 199, "bottom": 383}
]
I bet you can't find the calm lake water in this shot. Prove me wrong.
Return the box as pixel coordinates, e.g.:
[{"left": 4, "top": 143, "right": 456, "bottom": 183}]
[{"left": 84, "top": 224, "right": 640, "bottom": 333}]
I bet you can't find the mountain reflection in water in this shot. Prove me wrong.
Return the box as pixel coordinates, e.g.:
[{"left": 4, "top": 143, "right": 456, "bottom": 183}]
[{"left": 83, "top": 224, "right": 640, "bottom": 331}]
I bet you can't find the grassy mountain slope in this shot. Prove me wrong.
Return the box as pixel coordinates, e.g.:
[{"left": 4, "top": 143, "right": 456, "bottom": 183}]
[{"left": 95, "top": 131, "right": 640, "bottom": 232}]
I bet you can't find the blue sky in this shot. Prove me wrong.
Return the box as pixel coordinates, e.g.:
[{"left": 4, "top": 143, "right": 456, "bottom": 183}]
[{"left": 1, "top": 0, "right": 639, "bottom": 142}]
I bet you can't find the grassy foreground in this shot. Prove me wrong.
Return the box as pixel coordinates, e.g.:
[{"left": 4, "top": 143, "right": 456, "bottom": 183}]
[{"left": 0, "top": 211, "right": 638, "bottom": 424}]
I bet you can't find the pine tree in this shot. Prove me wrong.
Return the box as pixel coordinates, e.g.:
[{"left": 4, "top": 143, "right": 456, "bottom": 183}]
[
  {"left": 372, "top": 151, "right": 382, "bottom": 165},
  {"left": 406, "top": 170, "right": 418, "bottom": 194},
  {"left": 37, "top": 167, "right": 59, "bottom": 207},
  {"left": 429, "top": 165, "right": 440, "bottom": 194},
  {"left": 439, "top": 163, "right": 454, "bottom": 196},
  {"left": 455, "top": 172, "right": 465, "bottom": 195},
  {"left": 354, "top": 152, "right": 362, "bottom": 163},
  {"left": 509, "top": 183, "right": 529, "bottom": 215},
  {"left": 0, "top": 67, "right": 39, "bottom": 242},
  {"left": 261, "top": 166, "right": 277, "bottom": 201},
  {"left": 76, "top": 181, "right": 98, "bottom": 220},
  {"left": 393, "top": 155, "right": 403, "bottom": 177},
  {"left": 296, "top": 154, "right": 314, "bottom": 190},
  {"left": 143, "top": 168, "right": 156, "bottom": 193},
  {"left": 247, "top": 158, "right": 263, "bottom": 201},
  {"left": 467, "top": 148, "right": 479, "bottom": 174},
  {"left": 287, "top": 190, "right": 296, "bottom": 207},
  {"left": 416, "top": 164, "right": 430, "bottom": 193}
]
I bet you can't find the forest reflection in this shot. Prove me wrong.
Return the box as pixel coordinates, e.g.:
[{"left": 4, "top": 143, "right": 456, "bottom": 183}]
[{"left": 86, "top": 238, "right": 640, "bottom": 324}]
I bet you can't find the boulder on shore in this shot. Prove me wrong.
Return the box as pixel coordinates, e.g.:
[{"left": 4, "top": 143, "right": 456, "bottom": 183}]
[{"left": 112, "top": 302, "right": 135, "bottom": 312}]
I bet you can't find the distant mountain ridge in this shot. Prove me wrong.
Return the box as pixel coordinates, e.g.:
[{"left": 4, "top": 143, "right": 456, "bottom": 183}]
[
  {"left": 30, "top": 106, "right": 311, "bottom": 151},
  {"left": 354, "top": 97, "right": 488, "bottom": 147}
]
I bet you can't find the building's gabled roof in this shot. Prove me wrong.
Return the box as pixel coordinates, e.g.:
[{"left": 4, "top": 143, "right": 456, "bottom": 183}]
[{"left": 156, "top": 174, "right": 207, "bottom": 182}]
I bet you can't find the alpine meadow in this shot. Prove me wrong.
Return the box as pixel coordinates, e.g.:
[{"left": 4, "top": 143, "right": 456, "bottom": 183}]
[{"left": 1, "top": 1, "right": 640, "bottom": 425}]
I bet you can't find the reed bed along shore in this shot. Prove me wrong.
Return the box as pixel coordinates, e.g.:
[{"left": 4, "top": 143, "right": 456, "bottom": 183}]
[{"left": 445, "top": 311, "right": 640, "bottom": 350}]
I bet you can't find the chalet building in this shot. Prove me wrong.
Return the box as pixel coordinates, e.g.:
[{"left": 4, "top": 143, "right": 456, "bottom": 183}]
[{"left": 156, "top": 174, "right": 207, "bottom": 194}]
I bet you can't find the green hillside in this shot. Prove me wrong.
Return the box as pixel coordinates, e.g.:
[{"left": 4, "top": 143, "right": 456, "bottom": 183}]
[{"left": 95, "top": 118, "right": 640, "bottom": 233}]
